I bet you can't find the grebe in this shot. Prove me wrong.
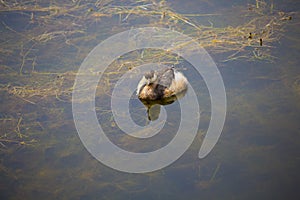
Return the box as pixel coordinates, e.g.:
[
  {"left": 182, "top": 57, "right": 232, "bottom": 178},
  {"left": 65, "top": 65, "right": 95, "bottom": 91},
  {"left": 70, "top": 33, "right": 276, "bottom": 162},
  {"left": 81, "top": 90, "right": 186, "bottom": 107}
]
[{"left": 137, "top": 67, "right": 188, "bottom": 101}]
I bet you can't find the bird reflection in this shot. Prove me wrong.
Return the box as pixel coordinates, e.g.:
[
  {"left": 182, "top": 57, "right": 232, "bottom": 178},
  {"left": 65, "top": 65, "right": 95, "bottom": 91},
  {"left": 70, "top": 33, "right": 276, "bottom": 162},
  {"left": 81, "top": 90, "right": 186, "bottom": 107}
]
[{"left": 140, "top": 93, "right": 187, "bottom": 121}]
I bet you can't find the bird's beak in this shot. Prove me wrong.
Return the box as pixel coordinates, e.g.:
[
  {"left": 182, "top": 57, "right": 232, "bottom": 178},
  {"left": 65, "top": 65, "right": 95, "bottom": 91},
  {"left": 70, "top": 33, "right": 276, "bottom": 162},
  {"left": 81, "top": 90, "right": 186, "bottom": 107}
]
[{"left": 146, "top": 80, "right": 150, "bottom": 85}]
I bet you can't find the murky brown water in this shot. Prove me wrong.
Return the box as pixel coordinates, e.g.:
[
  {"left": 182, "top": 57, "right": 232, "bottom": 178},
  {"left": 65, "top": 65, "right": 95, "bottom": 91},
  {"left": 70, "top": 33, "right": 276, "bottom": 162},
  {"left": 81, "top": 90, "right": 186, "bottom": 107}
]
[{"left": 0, "top": 0, "right": 299, "bottom": 199}]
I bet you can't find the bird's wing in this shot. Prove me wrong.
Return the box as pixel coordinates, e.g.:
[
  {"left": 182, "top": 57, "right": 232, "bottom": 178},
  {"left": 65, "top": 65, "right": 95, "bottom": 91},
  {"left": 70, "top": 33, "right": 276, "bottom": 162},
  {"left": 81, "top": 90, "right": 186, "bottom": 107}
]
[{"left": 157, "top": 68, "right": 174, "bottom": 87}]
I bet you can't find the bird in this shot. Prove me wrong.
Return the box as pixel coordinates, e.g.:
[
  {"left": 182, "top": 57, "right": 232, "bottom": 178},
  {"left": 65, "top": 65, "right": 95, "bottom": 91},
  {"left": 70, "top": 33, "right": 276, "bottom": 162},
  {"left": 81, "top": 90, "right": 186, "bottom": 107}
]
[{"left": 136, "top": 67, "right": 188, "bottom": 101}]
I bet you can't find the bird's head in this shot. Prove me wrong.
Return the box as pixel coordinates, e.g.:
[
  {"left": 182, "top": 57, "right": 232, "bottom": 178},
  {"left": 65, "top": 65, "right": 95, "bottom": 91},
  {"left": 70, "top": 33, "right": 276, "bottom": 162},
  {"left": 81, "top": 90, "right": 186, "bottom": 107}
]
[{"left": 144, "top": 70, "right": 157, "bottom": 85}]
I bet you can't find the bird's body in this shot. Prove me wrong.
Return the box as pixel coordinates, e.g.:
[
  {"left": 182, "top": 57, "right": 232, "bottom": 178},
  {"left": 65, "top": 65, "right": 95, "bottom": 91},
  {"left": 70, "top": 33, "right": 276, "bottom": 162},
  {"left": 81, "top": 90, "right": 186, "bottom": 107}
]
[{"left": 137, "top": 67, "right": 188, "bottom": 101}]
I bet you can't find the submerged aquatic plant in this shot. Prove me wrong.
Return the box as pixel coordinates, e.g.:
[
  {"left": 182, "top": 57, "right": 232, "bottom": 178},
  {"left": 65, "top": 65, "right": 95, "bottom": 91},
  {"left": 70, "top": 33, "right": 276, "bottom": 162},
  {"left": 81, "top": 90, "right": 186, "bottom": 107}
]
[{"left": 0, "top": 0, "right": 294, "bottom": 145}]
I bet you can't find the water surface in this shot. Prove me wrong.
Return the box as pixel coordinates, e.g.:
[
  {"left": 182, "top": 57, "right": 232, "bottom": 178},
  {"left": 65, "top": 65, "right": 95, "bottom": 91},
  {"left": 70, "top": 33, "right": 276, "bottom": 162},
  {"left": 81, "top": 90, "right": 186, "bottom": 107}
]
[{"left": 0, "top": 0, "right": 299, "bottom": 199}]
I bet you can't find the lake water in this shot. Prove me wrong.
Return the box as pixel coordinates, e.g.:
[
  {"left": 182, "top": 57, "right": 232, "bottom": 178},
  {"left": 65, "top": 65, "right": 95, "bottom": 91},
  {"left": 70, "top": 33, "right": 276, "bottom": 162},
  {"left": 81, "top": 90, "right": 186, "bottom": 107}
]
[{"left": 0, "top": 0, "right": 299, "bottom": 199}]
